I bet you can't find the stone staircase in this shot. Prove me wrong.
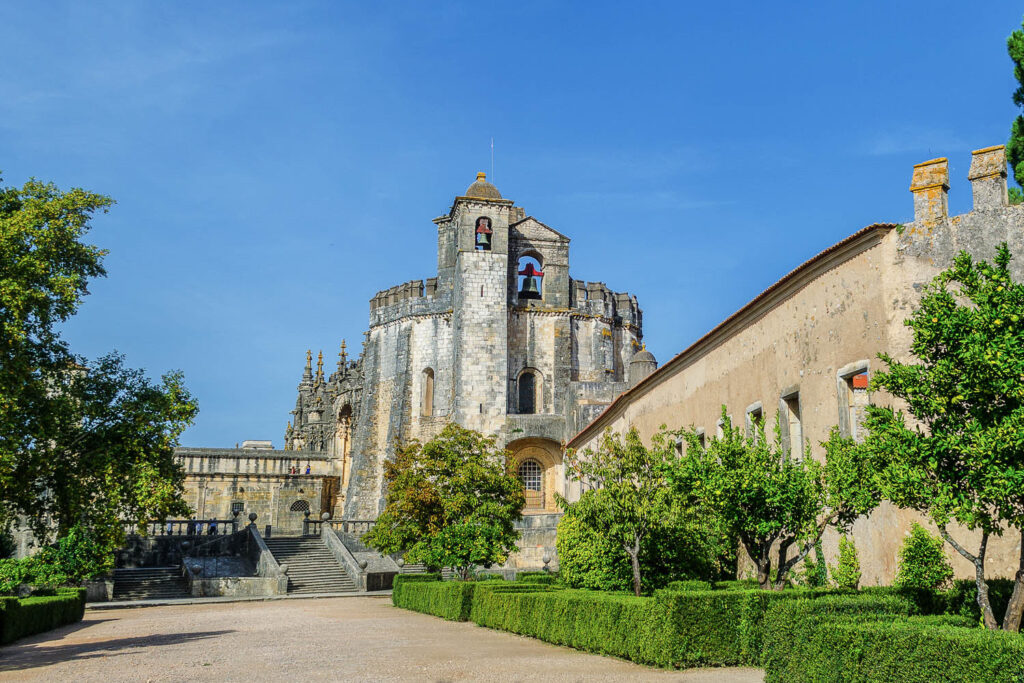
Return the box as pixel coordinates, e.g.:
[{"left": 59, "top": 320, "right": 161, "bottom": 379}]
[
  {"left": 113, "top": 567, "right": 190, "bottom": 600},
  {"left": 263, "top": 537, "right": 358, "bottom": 594}
]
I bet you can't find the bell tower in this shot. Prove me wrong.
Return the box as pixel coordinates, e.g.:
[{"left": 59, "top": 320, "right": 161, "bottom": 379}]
[{"left": 447, "top": 172, "right": 515, "bottom": 432}]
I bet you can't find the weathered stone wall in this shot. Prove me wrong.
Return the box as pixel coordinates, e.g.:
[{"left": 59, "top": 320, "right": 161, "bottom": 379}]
[{"left": 568, "top": 146, "right": 1024, "bottom": 586}]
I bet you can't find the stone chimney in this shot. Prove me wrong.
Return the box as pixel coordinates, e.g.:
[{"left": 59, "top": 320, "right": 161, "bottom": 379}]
[
  {"left": 910, "top": 157, "right": 949, "bottom": 224},
  {"left": 967, "top": 145, "right": 1008, "bottom": 211},
  {"left": 628, "top": 346, "right": 657, "bottom": 388}
]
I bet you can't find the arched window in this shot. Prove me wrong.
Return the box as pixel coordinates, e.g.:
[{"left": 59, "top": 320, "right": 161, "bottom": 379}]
[
  {"left": 518, "top": 459, "right": 543, "bottom": 492},
  {"left": 290, "top": 500, "right": 310, "bottom": 512},
  {"left": 518, "top": 369, "right": 542, "bottom": 414},
  {"left": 516, "top": 254, "right": 544, "bottom": 301},
  {"left": 422, "top": 368, "right": 434, "bottom": 417}
]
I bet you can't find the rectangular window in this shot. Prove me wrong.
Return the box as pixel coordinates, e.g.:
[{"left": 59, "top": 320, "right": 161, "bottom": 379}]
[
  {"left": 781, "top": 391, "right": 803, "bottom": 457},
  {"left": 695, "top": 428, "right": 706, "bottom": 450},
  {"left": 716, "top": 417, "right": 726, "bottom": 440},
  {"left": 746, "top": 402, "right": 763, "bottom": 442},
  {"left": 674, "top": 436, "right": 684, "bottom": 456},
  {"left": 231, "top": 501, "right": 244, "bottom": 516},
  {"left": 837, "top": 362, "right": 870, "bottom": 442}
]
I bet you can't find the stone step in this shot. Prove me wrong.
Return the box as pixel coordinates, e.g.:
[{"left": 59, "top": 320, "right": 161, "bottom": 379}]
[{"left": 263, "top": 537, "right": 357, "bottom": 594}]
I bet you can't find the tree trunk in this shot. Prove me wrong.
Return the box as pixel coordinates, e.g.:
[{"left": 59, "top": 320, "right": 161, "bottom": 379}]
[
  {"left": 939, "top": 526, "right": 998, "bottom": 630},
  {"left": 626, "top": 537, "right": 642, "bottom": 597},
  {"left": 1002, "top": 528, "right": 1024, "bottom": 632},
  {"left": 756, "top": 554, "right": 772, "bottom": 590},
  {"left": 772, "top": 540, "right": 794, "bottom": 590}
]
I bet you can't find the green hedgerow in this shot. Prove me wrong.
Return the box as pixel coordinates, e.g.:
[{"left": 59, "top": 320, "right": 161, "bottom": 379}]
[{"left": 894, "top": 523, "right": 954, "bottom": 591}]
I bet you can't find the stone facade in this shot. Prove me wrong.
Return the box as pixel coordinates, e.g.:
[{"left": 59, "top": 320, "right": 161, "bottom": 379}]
[
  {"left": 567, "top": 145, "right": 1024, "bottom": 586},
  {"left": 280, "top": 173, "right": 644, "bottom": 529},
  {"left": 179, "top": 174, "right": 646, "bottom": 563}
]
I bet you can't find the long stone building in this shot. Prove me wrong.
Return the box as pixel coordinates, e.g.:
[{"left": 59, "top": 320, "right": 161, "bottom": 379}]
[
  {"left": 566, "top": 145, "right": 1024, "bottom": 585},
  {"left": 178, "top": 173, "right": 651, "bottom": 558}
]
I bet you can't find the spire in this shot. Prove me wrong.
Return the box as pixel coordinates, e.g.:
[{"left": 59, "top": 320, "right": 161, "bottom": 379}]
[
  {"left": 315, "top": 350, "right": 324, "bottom": 384},
  {"left": 337, "top": 339, "right": 348, "bottom": 372},
  {"left": 301, "top": 349, "right": 313, "bottom": 387}
]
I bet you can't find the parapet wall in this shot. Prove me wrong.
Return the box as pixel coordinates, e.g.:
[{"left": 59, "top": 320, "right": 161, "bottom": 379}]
[
  {"left": 570, "top": 280, "right": 641, "bottom": 327},
  {"left": 368, "top": 277, "right": 450, "bottom": 327}
]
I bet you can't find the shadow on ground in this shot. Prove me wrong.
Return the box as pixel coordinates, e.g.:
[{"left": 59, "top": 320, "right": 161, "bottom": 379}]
[{"left": 0, "top": 629, "right": 234, "bottom": 672}]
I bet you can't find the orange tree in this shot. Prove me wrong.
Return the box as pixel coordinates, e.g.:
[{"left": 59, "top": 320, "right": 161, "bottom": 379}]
[{"left": 362, "top": 424, "right": 525, "bottom": 579}]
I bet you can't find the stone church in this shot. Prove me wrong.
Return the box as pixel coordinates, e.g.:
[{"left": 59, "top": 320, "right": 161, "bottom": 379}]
[{"left": 177, "top": 173, "right": 652, "bottom": 558}]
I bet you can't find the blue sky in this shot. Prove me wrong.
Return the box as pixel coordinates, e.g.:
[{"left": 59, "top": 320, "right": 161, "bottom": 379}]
[{"left": 2, "top": 2, "right": 1021, "bottom": 447}]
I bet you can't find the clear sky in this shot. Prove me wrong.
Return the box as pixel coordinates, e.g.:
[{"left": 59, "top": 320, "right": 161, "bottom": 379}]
[{"left": 2, "top": 2, "right": 1021, "bottom": 447}]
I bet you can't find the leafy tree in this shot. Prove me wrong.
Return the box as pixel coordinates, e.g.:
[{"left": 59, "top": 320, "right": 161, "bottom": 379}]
[
  {"left": 362, "top": 424, "right": 525, "bottom": 580},
  {"left": 830, "top": 535, "right": 861, "bottom": 590},
  {"left": 1008, "top": 18, "right": 1024, "bottom": 205},
  {"left": 0, "top": 173, "right": 196, "bottom": 556},
  {"left": 565, "top": 426, "right": 690, "bottom": 596},
  {"left": 865, "top": 243, "right": 1024, "bottom": 630},
  {"left": 894, "top": 523, "right": 954, "bottom": 591},
  {"left": 673, "top": 414, "right": 878, "bottom": 590},
  {"left": 556, "top": 486, "right": 732, "bottom": 593}
]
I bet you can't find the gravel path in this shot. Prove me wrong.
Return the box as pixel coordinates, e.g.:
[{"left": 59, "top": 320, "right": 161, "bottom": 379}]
[{"left": 0, "top": 596, "right": 764, "bottom": 682}]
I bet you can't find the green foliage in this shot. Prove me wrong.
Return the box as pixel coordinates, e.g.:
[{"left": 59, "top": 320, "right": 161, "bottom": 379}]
[
  {"left": 391, "top": 578, "right": 476, "bottom": 621},
  {"left": 761, "top": 595, "right": 962, "bottom": 683},
  {"left": 946, "top": 578, "right": 1015, "bottom": 625},
  {"left": 0, "top": 525, "right": 111, "bottom": 594},
  {"left": 1008, "top": 19, "right": 1024, "bottom": 193},
  {"left": 866, "top": 244, "right": 1024, "bottom": 628},
  {"left": 556, "top": 487, "right": 730, "bottom": 594},
  {"left": 663, "top": 580, "right": 713, "bottom": 592},
  {"left": 767, "top": 614, "right": 1022, "bottom": 682},
  {"left": 515, "top": 572, "right": 557, "bottom": 584},
  {"left": 362, "top": 424, "right": 525, "bottom": 579},
  {"left": 565, "top": 426, "right": 733, "bottom": 596},
  {"left": 1010, "top": 187, "right": 1024, "bottom": 205},
  {"left": 469, "top": 585, "right": 677, "bottom": 668},
  {"left": 672, "top": 413, "right": 878, "bottom": 590},
  {"left": 0, "top": 173, "right": 196, "bottom": 550},
  {"left": 831, "top": 536, "right": 861, "bottom": 590},
  {"left": 0, "top": 588, "right": 85, "bottom": 644},
  {"left": 795, "top": 541, "right": 828, "bottom": 588},
  {"left": 895, "top": 523, "right": 955, "bottom": 591}
]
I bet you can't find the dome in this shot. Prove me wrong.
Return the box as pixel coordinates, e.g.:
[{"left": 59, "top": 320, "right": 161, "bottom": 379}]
[
  {"left": 464, "top": 171, "right": 502, "bottom": 200},
  {"left": 630, "top": 348, "right": 657, "bottom": 364}
]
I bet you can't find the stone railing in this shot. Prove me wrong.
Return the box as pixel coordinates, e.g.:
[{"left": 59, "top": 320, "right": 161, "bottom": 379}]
[{"left": 125, "top": 517, "right": 240, "bottom": 537}]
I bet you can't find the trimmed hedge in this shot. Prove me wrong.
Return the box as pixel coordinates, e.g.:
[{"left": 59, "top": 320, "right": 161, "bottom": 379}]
[
  {"left": 664, "top": 580, "right": 712, "bottom": 592},
  {"left": 516, "top": 572, "right": 558, "bottom": 585},
  {"left": 391, "top": 578, "right": 476, "bottom": 621},
  {"left": 0, "top": 587, "right": 86, "bottom": 645},
  {"left": 470, "top": 586, "right": 675, "bottom": 667},
  {"left": 763, "top": 599, "right": 1024, "bottom": 683},
  {"left": 761, "top": 594, "right": 923, "bottom": 681}
]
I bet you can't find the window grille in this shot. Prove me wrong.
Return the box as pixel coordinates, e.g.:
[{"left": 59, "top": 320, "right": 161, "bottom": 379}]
[{"left": 518, "top": 459, "right": 543, "bottom": 492}]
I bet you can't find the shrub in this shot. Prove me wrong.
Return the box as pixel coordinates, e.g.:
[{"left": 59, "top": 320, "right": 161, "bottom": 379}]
[
  {"left": 761, "top": 594, "right": 922, "bottom": 681},
  {"left": 391, "top": 578, "right": 476, "bottom": 621},
  {"left": 894, "top": 524, "right": 954, "bottom": 591},
  {"left": 830, "top": 536, "right": 861, "bottom": 589},
  {"left": 795, "top": 542, "right": 828, "bottom": 588},
  {"left": 664, "top": 580, "right": 712, "bottom": 592},
  {"left": 945, "top": 578, "right": 1015, "bottom": 625},
  {"left": 0, "top": 589, "right": 86, "bottom": 645},
  {"left": 516, "top": 572, "right": 558, "bottom": 585},
  {"left": 860, "top": 585, "right": 947, "bottom": 616},
  {"left": 713, "top": 579, "right": 760, "bottom": 591},
  {"left": 654, "top": 587, "right": 853, "bottom": 666},
  {"left": 765, "top": 609, "right": 1024, "bottom": 682},
  {"left": 470, "top": 586, "right": 676, "bottom": 667}
]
